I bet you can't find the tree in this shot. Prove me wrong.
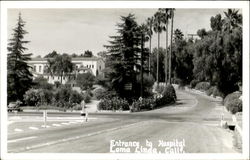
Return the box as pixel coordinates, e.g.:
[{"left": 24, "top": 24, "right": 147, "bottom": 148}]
[
  {"left": 82, "top": 50, "right": 93, "bottom": 57},
  {"left": 76, "top": 73, "right": 95, "bottom": 90},
  {"left": 169, "top": 8, "right": 175, "bottom": 84},
  {"left": 104, "top": 14, "right": 141, "bottom": 99},
  {"left": 7, "top": 13, "right": 33, "bottom": 102},
  {"left": 150, "top": 47, "right": 166, "bottom": 82},
  {"left": 210, "top": 14, "right": 223, "bottom": 31},
  {"left": 153, "top": 11, "right": 164, "bottom": 84},
  {"left": 197, "top": 28, "right": 207, "bottom": 39},
  {"left": 44, "top": 50, "right": 58, "bottom": 58},
  {"left": 159, "top": 8, "right": 171, "bottom": 84},
  {"left": 49, "top": 54, "right": 74, "bottom": 83},
  {"left": 146, "top": 17, "right": 154, "bottom": 74},
  {"left": 172, "top": 29, "right": 194, "bottom": 85},
  {"left": 223, "top": 9, "right": 242, "bottom": 32},
  {"left": 193, "top": 9, "right": 242, "bottom": 97}
]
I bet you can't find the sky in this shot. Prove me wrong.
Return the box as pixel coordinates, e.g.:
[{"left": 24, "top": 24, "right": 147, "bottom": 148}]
[{"left": 7, "top": 8, "right": 234, "bottom": 57}]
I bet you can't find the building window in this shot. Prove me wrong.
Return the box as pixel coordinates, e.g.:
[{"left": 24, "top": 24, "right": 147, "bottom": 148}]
[
  {"left": 92, "top": 65, "right": 94, "bottom": 68},
  {"left": 34, "top": 66, "right": 37, "bottom": 72},
  {"left": 39, "top": 66, "right": 41, "bottom": 72}
]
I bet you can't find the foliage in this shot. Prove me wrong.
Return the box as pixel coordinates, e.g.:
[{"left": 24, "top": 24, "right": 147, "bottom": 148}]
[
  {"left": 93, "top": 88, "right": 107, "bottom": 100},
  {"left": 69, "top": 90, "right": 83, "bottom": 104},
  {"left": 172, "top": 29, "right": 194, "bottom": 85},
  {"left": 82, "top": 50, "right": 93, "bottom": 57},
  {"left": 82, "top": 91, "right": 92, "bottom": 103},
  {"left": 98, "top": 97, "right": 130, "bottom": 111},
  {"left": 190, "top": 79, "right": 199, "bottom": 89},
  {"left": 206, "top": 86, "right": 222, "bottom": 97},
  {"left": 23, "top": 88, "right": 54, "bottom": 106},
  {"left": 46, "top": 53, "right": 74, "bottom": 83},
  {"left": 193, "top": 10, "right": 242, "bottom": 97},
  {"left": 7, "top": 13, "right": 33, "bottom": 102},
  {"left": 223, "top": 92, "right": 241, "bottom": 107},
  {"left": 150, "top": 47, "right": 166, "bottom": 82},
  {"left": 32, "top": 76, "right": 53, "bottom": 90},
  {"left": 161, "top": 84, "right": 177, "bottom": 103},
  {"left": 195, "top": 82, "right": 211, "bottom": 91},
  {"left": 23, "top": 89, "right": 40, "bottom": 106},
  {"left": 104, "top": 14, "right": 142, "bottom": 99},
  {"left": 226, "top": 98, "right": 242, "bottom": 114},
  {"left": 131, "top": 97, "right": 156, "bottom": 112},
  {"left": 44, "top": 50, "right": 58, "bottom": 58},
  {"left": 76, "top": 73, "right": 95, "bottom": 90}
]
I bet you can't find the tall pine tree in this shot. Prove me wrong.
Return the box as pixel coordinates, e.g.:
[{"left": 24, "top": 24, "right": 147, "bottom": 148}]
[
  {"left": 104, "top": 14, "right": 141, "bottom": 99},
  {"left": 7, "top": 13, "right": 33, "bottom": 102}
]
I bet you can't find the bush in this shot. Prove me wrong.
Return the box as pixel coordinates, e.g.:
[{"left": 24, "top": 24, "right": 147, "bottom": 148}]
[
  {"left": 190, "top": 80, "right": 199, "bottom": 89},
  {"left": 131, "top": 97, "right": 156, "bottom": 112},
  {"left": 224, "top": 92, "right": 242, "bottom": 107},
  {"left": 226, "top": 99, "right": 242, "bottom": 114},
  {"left": 82, "top": 92, "right": 91, "bottom": 103},
  {"left": 76, "top": 73, "right": 95, "bottom": 90},
  {"left": 24, "top": 88, "right": 54, "bottom": 106},
  {"left": 206, "top": 86, "right": 223, "bottom": 97},
  {"left": 23, "top": 89, "right": 40, "bottom": 106},
  {"left": 93, "top": 88, "right": 107, "bottom": 100},
  {"left": 38, "top": 89, "right": 54, "bottom": 105},
  {"left": 70, "top": 90, "right": 83, "bottom": 104},
  {"left": 32, "top": 76, "right": 53, "bottom": 90},
  {"left": 98, "top": 97, "right": 129, "bottom": 111},
  {"left": 195, "top": 82, "right": 210, "bottom": 91},
  {"left": 155, "top": 84, "right": 165, "bottom": 94},
  {"left": 224, "top": 92, "right": 242, "bottom": 114},
  {"left": 162, "top": 84, "right": 177, "bottom": 102}
]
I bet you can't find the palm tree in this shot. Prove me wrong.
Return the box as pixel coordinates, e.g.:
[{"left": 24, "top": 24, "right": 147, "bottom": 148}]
[
  {"left": 223, "top": 9, "right": 242, "bottom": 32},
  {"left": 169, "top": 8, "right": 175, "bottom": 84},
  {"left": 174, "top": 29, "right": 184, "bottom": 42},
  {"left": 146, "top": 17, "right": 154, "bottom": 75},
  {"left": 159, "top": 8, "right": 171, "bottom": 84},
  {"left": 153, "top": 11, "right": 164, "bottom": 84}
]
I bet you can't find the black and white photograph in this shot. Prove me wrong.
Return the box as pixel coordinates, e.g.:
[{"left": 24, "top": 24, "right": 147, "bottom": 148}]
[{"left": 0, "top": 1, "right": 249, "bottom": 160}]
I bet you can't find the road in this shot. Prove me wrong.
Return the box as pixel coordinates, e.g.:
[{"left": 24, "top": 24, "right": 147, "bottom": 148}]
[{"left": 7, "top": 89, "right": 237, "bottom": 153}]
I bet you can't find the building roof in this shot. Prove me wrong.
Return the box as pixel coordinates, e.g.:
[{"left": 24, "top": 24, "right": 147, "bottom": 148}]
[{"left": 30, "top": 56, "right": 103, "bottom": 62}]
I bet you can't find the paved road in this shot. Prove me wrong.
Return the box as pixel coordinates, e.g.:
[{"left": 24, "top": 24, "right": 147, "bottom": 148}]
[{"left": 7, "top": 89, "right": 237, "bottom": 153}]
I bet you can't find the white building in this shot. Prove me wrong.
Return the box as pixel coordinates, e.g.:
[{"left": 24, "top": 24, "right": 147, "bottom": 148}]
[{"left": 27, "top": 57, "right": 105, "bottom": 85}]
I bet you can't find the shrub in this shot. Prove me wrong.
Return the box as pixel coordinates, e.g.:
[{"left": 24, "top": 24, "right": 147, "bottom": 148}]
[
  {"left": 82, "top": 92, "right": 91, "bottom": 103},
  {"left": 226, "top": 98, "right": 242, "bottom": 114},
  {"left": 162, "top": 84, "right": 177, "bottom": 102},
  {"left": 155, "top": 84, "right": 165, "bottom": 94},
  {"left": 131, "top": 97, "right": 156, "bottom": 112},
  {"left": 24, "top": 88, "right": 54, "bottom": 106},
  {"left": 206, "top": 86, "right": 223, "bottom": 97},
  {"left": 76, "top": 73, "right": 95, "bottom": 90},
  {"left": 38, "top": 89, "right": 54, "bottom": 105},
  {"left": 70, "top": 90, "right": 83, "bottom": 104},
  {"left": 93, "top": 88, "right": 107, "bottom": 100},
  {"left": 32, "top": 76, "right": 53, "bottom": 90},
  {"left": 224, "top": 92, "right": 242, "bottom": 114},
  {"left": 224, "top": 92, "right": 242, "bottom": 107},
  {"left": 190, "top": 79, "right": 199, "bottom": 89},
  {"left": 23, "top": 89, "right": 40, "bottom": 106},
  {"left": 195, "top": 82, "right": 210, "bottom": 91},
  {"left": 98, "top": 97, "right": 129, "bottom": 111}
]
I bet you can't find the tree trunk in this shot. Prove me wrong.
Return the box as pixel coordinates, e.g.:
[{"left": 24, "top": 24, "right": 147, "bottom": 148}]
[
  {"left": 169, "top": 12, "right": 174, "bottom": 84},
  {"left": 140, "top": 34, "right": 144, "bottom": 97},
  {"left": 165, "top": 21, "right": 168, "bottom": 84},
  {"left": 157, "top": 32, "right": 160, "bottom": 84},
  {"left": 148, "top": 35, "right": 152, "bottom": 75}
]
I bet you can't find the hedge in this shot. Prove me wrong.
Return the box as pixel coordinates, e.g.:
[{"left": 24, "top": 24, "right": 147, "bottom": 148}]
[{"left": 224, "top": 92, "right": 242, "bottom": 114}]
